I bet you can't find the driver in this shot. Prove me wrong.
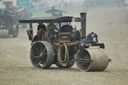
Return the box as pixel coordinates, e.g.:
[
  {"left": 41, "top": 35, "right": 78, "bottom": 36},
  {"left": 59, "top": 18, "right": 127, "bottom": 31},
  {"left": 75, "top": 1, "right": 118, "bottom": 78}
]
[
  {"left": 37, "top": 23, "right": 47, "bottom": 36},
  {"left": 32, "top": 23, "right": 47, "bottom": 42}
]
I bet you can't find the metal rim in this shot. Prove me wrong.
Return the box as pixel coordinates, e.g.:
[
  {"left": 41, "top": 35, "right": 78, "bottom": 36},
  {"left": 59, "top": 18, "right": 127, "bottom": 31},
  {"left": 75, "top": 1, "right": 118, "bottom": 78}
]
[{"left": 30, "top": 41, "right": 54, "bottom": 69}]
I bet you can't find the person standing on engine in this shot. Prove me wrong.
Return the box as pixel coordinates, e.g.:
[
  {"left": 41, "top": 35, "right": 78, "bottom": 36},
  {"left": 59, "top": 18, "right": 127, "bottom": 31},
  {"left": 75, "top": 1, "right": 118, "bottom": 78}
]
[
  {"left": 32, "top": 23, "right": 47, "bottom": 42},
  {"left": 37, "top": 23, "right": 47, "bottom": 36}
]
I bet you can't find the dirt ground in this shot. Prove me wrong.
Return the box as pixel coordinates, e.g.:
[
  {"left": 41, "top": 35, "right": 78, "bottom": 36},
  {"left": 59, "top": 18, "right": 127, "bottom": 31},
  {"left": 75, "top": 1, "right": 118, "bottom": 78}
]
[{"left": 0, "top": 7, "right": 128, "bottom": 85}]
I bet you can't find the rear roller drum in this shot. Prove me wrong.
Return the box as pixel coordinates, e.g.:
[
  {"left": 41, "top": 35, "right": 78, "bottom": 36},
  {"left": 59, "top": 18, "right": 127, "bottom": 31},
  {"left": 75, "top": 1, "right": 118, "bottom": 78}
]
[{"left": 30, "top": 41, "right": 54, "bottom": 69}]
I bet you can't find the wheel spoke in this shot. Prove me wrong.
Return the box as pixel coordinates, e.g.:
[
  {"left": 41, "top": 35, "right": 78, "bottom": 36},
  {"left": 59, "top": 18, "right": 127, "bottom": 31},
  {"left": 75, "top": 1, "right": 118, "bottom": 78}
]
[
  {"left": 31, "top": 55, "right": 39, "bottom": 59},
  {"left": 32, "top": 57, "right": 40, "bottom": 64},
  {"left": 40, "top": 52, "right": 47, "bottom": 57},
  {"left": 35, "top": 46, "right": 48, "bottom": 66},
  {"left": 42, "top": 53, "right": 47, "bottom": 56},
  {"left": 35, "top": 48, "right": 42, "bottom": 53}
]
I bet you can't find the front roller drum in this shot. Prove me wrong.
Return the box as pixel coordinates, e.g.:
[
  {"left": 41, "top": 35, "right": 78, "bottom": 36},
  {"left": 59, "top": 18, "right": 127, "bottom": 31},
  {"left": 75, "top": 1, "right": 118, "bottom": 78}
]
[
  {"left": 76, "top": 48, "right": 110, "bottom": 71},
  {"left": 30, "top": 41, "right": 54, "bottom": 69}
]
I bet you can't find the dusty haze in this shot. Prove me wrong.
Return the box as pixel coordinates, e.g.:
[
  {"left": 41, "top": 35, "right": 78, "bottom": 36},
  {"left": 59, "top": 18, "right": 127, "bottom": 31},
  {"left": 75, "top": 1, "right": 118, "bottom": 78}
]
[{"left": 0, "top": 4, "right": 128, "bottom": 85}]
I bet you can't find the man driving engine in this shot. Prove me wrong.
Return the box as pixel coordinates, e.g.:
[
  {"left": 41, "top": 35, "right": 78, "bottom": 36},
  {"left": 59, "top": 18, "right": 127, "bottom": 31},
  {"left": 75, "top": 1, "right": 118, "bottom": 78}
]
[{"left": 32, "top": 23, "right": 47, "bottom": 42}]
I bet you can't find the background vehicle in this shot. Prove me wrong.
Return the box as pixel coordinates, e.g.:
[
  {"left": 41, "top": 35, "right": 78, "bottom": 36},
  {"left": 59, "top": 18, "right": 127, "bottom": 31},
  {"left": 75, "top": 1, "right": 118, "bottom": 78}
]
[
  {"left": 0, "top": 1, "right": 19, "bottom": 37},
  {"left": 45, "top": 7, "right": 63, "bottom": 17},
  {"left": 19, "top": 13, "right": 111, "bottom": 71}
]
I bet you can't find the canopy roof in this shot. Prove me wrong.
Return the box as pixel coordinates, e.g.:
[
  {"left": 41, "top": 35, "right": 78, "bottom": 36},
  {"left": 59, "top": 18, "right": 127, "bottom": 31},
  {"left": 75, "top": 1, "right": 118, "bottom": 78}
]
[{"left": 19, "top": 16, "right": 81, "bottom": 23}]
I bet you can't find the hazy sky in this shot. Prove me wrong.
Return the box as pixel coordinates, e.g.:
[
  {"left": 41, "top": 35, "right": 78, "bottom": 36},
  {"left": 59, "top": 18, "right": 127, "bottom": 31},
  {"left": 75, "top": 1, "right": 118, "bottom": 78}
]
[
  {"left": 126, "top": 0, "right": 128, "bottom": 4},
  {"left": 46, "top": 0, "right": 84, "bottom": 7},
  {"left": 63, "top": 0, "right": 84, "bottom": 3},
  {"left": 46, "top": 0, "right": 84, "bottom": 4}
]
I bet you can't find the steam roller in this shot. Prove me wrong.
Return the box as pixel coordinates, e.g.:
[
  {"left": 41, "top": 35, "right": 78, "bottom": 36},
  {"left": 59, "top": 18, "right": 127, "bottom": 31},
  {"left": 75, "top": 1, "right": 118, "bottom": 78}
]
[{"left": 19, "top": 12, "right": 111, "bottom": 71}]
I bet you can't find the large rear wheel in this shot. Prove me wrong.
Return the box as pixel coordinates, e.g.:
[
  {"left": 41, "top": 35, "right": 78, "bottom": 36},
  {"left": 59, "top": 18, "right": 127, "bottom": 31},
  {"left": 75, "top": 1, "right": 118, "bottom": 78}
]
[{"left": 30, "top": 41, "right": 54, "bottom": 69}]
